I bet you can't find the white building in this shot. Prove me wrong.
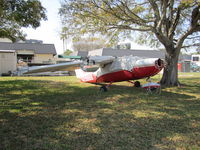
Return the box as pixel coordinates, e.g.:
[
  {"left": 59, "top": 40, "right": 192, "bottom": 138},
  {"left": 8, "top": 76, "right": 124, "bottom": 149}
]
[
  {"left": 191, "top": 54, "right": 200, "bottom": 67},
  {"left": 0, "top": 50, "right": 17, "bottom": 75},
  {"left": 0, "top": 40, "right": 57, "bottom": 75}
]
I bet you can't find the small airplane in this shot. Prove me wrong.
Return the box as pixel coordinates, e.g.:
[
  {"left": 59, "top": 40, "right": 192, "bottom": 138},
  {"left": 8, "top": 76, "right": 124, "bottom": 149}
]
[{"left": 18, "top": 55, "right": 164, "bottom": 91}]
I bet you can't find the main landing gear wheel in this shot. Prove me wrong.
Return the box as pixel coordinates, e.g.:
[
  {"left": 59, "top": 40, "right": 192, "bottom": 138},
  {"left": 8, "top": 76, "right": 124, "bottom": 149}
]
[
  {"left": 134, "top": 81, "right": 141, "bottom": 87},
  {"left": 99, "top": 86, "right": 108, "bottom": 92}
]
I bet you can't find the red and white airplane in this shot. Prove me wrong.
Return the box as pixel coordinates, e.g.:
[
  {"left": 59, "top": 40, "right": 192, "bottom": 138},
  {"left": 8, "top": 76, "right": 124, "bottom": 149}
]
[{"left": 19, "top": 56, "right": 164, "bottom": 91}]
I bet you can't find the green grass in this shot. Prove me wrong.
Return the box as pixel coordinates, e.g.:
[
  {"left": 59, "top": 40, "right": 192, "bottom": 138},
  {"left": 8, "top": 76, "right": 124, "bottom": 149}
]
[{"left": 0, "top": 73, "right": 200, "bottom": 150}]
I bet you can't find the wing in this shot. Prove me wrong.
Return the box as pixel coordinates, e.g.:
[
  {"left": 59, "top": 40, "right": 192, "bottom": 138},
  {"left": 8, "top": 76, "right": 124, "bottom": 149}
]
[
  {"left": 18, "top": 56, "right": 115, "bottom": 75},
  {"left": 20, "top": 61, "right": 83, "bottom": 74}
]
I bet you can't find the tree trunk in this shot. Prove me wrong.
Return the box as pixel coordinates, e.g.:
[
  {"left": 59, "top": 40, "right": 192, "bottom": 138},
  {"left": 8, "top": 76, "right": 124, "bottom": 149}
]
[{"left": 160, "top": 48, "right": 180, "bottom": 86}]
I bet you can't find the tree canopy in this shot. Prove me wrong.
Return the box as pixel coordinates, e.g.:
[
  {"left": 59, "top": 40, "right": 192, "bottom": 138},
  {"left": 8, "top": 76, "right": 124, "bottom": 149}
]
[
  {"left": 0, "top": 0, "right": 47, "bottom": 42},
  {"left": 72, "top": 36, "right": 109, "bottom": 51},
  {"left": 60, "top": 0, "right": 200, "bottom": 48},
  {"left": 64, "top": 49, "right": 73, "bottom": 55},
  {"left": 59, "top": 0, "right": 200, "bottom": 86}
]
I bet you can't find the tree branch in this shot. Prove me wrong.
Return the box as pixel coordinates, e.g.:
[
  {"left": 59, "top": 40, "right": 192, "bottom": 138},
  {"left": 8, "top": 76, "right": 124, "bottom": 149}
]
[
  {"left": 193, "top": 25, "right": 200, "bottom": 32},
  {"left": 176, "top": 28, "right": 194, "bottom": 49},
  {"left": 186, "top": 35, "right": 200, "bottom": 39},
  {"left": 182, "top": 43, "right": 200, "bottom": 48},
  {"left": 177, "top": 6, "right": 200, "bottom": 49},
  {"left": 99, "top": 0, "right": 152, "bottom": 28},
  {"left": 119, "top": 1, "right": 153, "bottom": 26},
  {"left": 108, "top": 24, "right": 151, "bottom": 31},
  {"left": 157, "top": 0, "right": 168, "bottom": 32},
  {"left": 91, "top": 0, "right": 127, "bottom": 22},
  {"left": 148, "top": 0, "right": 161, "bottom": 23},
  {"left": 169, "top": 6, "right": 181, "bottom": 39},
  {"left": 148, "top": 0, "right": 173, "bottom": 48},
  {"left": 191, "top": 6, "right": 200, "bottom": 27}
]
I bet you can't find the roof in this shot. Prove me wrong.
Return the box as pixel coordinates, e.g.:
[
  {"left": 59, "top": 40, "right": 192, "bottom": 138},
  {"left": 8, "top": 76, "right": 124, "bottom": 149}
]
[
  {"left": 77, "top": 51, "right": 88, "bottom": 57},
  {"left": 70, "top": 51, "right": 88, "bottom": 57},
  {"left": 0, "top": 50, "right": 15, "bottom": 53},
  {"left": 88, "top": 48, "right": 165, "bottom": 58},
  {"left": 179, "top": 54, "right": 191, "bottom": 61},
  {"left": 0, "top": 42, "right": 57, "bottom": 55},
  {"left": 74, "top": 48, "right": 191, "bottom": 61},
  {"left": 58, "top": 55, "right": 81, "bottom": 59}
]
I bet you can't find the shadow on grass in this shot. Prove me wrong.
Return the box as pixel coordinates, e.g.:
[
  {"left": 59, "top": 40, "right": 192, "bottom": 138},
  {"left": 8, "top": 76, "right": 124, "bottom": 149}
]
[{"left": 0, "top": 79, "right": 199, "bottom": 149}]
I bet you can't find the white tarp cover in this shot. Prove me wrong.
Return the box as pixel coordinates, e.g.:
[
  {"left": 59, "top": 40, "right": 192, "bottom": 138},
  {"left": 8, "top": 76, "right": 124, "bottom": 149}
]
[
  {"left": 110, "top": 56, "right": 141, "bottom": 71},
  {"left": 96, "top": 56, "right": 141, "bottom": 77},
  {"left": 88, "top": 56, "right": 115, "bottom": 65},
  {"left": 142, "top": 82, "right": 160, "bottom": 88}
]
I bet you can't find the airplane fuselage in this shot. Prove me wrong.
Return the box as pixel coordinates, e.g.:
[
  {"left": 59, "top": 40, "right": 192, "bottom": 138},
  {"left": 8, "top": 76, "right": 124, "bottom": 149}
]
[{"left": 75, "top": 57, "right": 164, "bottom": 83}]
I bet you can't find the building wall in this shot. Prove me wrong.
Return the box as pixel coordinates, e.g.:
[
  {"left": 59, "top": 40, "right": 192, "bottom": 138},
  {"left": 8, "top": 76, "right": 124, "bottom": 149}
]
[
  {"left": 33, "top": 54, "right": 55, "bottom": 64},
  {"left": 70, "top": 51, "right": 88, "bottom": 57},
  {"left": 16, "top": 50, "right": 56, "bottom": 64},
  {"left": 0, "top": 52, "right": 17, "bottom": 75},
  {"left": 0, "top": 38, "right": 12, "bottom": 43},
  {"left": 16, "top": 50, "right": 34, "bottom": 55}
]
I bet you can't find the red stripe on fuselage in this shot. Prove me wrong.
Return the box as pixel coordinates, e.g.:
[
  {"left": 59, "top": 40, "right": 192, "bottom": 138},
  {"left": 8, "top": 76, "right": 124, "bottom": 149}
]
[
  {"left": 96, "top": 66, "right": 162, "bottom": 83},
  {"left": 132, "top": 66, "right": 161, "bottom": 79},
  {"left": 96, "top": 70, "right": 133, "bottom": 83}
]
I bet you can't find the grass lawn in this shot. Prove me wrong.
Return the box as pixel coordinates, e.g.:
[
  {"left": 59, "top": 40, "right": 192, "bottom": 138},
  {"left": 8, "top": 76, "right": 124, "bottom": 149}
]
[{"left": 0, "top": 73, "right": 200, "bottom": 150}]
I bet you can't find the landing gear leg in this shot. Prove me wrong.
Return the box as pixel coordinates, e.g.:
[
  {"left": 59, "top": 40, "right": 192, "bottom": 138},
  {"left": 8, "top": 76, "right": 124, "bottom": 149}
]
[
  {"left": 99, "top": 82, "right": 113, "bottom": 92},
  {"left": 127, "top": 80, "right": 141, "bottom": 87},
  {"left": 99, "top": 85, "right": 108, "bottom": 92}
]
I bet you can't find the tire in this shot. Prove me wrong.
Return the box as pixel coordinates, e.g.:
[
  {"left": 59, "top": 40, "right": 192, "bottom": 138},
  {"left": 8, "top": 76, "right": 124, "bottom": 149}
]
[{"left": 134, "top": 81, "right": 141, "bottom": 87}]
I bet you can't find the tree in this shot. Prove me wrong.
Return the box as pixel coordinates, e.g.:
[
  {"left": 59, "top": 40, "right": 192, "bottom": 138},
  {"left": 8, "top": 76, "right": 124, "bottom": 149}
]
[
  {"left": 64, "top": 49, "right": 73, "bottom": 56},
  {"left": 0, "top": 0, "right": 47, "bottom": 42},
  {"left": 115, "top": 43, "right": 131, "bottom": 49},
  {"left": 59, "top": 0, "right": 200, "bottom": 86}
]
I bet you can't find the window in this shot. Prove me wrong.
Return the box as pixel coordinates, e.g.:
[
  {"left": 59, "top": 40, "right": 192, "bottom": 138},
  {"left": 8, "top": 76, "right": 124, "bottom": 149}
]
[
  {"left": 193, "top": 57, "right": 199, "bottom": 61},
  {"left": 17, "top": 54, "right": 34, "bottom": 63}
]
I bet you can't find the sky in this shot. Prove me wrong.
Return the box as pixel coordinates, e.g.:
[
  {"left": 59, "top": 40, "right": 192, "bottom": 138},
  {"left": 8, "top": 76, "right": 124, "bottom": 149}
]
[
  {"left": 22, "top": 0, "right": 154, "bottom": 55},
  {"left": 22, "top": 0, "right": 64, "bottom": 54}
]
